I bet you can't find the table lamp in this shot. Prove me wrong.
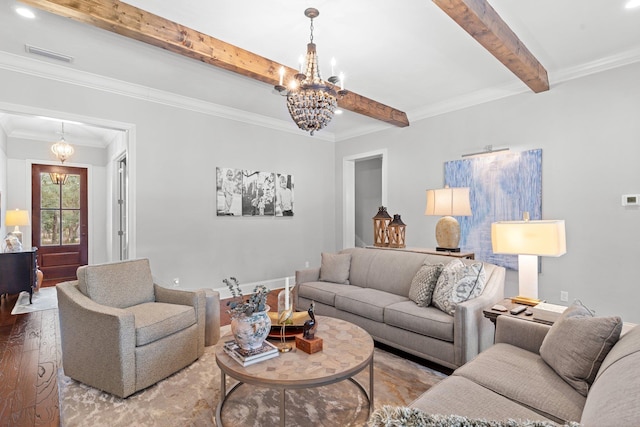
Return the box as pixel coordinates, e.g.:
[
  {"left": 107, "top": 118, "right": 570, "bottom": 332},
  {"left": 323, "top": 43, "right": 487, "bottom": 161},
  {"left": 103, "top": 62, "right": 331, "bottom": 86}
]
[
  {"left": 425, "top": 186, "right": 471, "bottom": 252},
  {"left": 5, "top": 209, "right": 30, "bottom": 243},
  {"left": 491, "top": 213, "right": 566, "bottom": 305}
]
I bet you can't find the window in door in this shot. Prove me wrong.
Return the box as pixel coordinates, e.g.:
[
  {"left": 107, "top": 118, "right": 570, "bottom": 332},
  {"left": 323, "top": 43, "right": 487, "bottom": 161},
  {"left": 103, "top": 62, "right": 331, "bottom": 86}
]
[{"left": 32, "top": 164, "right": 88, "bottom": 281}]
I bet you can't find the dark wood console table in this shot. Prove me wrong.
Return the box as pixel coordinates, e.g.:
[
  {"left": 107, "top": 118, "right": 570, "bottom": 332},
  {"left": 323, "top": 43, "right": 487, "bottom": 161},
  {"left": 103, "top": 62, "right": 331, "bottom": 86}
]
[{"left": 0, "top": 248, "right": 38, "bottom": 304}]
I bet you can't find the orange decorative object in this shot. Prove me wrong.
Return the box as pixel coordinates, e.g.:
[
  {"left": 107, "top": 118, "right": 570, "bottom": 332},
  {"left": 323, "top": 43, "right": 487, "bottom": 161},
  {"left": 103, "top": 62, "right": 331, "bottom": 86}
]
[{"left": 295, "top": 335, "right": 323, "bottom": 354}]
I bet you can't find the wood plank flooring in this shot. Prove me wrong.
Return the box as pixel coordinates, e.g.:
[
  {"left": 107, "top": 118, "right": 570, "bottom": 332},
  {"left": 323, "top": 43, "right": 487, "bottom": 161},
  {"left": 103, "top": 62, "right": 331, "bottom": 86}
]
[{"left": 0, "top": 286, "right": 275, "bottom": 427}]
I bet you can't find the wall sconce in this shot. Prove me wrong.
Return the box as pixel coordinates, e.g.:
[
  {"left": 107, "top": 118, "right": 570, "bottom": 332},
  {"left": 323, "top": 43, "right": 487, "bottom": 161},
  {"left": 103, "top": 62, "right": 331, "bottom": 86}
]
[
  {"left": 491, "top": 213, "right": 567, "bottom": 305},
  {"left": 372, "top": 206, "right": 392, "bottom": 247}
]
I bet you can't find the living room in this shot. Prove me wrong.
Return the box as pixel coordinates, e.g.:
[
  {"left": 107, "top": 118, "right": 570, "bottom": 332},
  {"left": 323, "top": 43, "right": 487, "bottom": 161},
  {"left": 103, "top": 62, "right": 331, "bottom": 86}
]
[{"left": 1, "top": 0, "right": 639, "bottom": 425}]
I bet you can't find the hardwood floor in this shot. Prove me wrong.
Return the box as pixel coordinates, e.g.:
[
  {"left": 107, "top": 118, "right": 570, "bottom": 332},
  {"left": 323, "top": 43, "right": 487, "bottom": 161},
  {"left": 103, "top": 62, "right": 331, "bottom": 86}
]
[
  {"left": 0, "top": 286, "right": 277, "bottom": 427},
  {"left": 0, "top": 290, "right": 59, "bottom": 427}
]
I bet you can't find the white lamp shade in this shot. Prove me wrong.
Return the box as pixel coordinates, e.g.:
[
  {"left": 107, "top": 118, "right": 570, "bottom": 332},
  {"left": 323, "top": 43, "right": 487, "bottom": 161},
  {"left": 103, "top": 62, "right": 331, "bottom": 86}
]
[
  {"left": 5, "top": 209, "right": 30, "bottom": 227},
  {"left": 425, "top": 187, "right": 472, "bottom": 216},
  {"left": 491, "top": 220, "right": 566, "bottom": 256}
]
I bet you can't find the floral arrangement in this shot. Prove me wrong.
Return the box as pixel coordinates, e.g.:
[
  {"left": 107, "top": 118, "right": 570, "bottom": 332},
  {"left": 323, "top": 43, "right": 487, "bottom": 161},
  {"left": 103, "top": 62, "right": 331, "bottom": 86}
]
[{"left": 224, "top": 277, "right": 269, "bottom": 316}]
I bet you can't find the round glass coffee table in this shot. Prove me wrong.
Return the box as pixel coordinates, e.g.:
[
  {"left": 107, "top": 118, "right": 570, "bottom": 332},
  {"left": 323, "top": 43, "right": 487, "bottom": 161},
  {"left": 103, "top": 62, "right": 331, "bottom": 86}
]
[{"left": 215, "top": 316, "right": 374, "bottom": 427}]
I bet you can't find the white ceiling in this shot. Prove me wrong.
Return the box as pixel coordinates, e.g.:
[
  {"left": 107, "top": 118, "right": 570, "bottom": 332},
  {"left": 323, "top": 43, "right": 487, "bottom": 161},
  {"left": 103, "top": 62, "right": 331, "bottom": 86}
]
[{"left": 1, "top": 0, "right": 639, "bottom": 145}]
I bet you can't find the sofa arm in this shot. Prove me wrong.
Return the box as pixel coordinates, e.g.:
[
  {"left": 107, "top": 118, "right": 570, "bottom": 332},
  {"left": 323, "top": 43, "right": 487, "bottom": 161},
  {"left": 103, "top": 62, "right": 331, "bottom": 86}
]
[
  {"left": 296, "top": 267, "right": 320, "bottom": 284},
  {"left": 453, "top": 264, "right": 505, "bottom": 366},
  {"left": 495, "top": 315, "right": 551, "bottom": 354},
  {"left": 56, "top": 281, "right": 136, "bottom": 397},
  {"left": 154, "top": 284, "right": 206, "bottom": 354}
]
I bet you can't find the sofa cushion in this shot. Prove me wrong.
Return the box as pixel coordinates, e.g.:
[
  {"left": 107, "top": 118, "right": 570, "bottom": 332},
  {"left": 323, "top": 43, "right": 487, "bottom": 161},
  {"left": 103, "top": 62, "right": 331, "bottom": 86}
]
[
  {"left": 385, "top": 301, "right": 454, "bottom": 342},
  {"left": 432, "top": 260, "right": 486, "bottom": 315},
  {"left": 408, "top": 263, "right": 443, "bottom": 307},
  {"left": 319, "top": 252, "right": 351, "bottom": 284},
  {"left": 581, "top": 325, "right": 640, "bottom": 426},
  {"left": 126, "top": 302, "right": 196, "bottom": 347},
  {"left": 539, "top": 303, "right": 622, "bottom": 397},
  {"left": 77, "top": 258, "right": 155, "bottom": 309},
  {"left": 335, "top": 288, "right": 408, "bottom": 323},
  {"left": 297, "top": 281, "right": 361, "bottom": 307},
  {"left": 454, "top": 343, "right": 586, "bottom": 423},
  {"left": 341, "top": 248, "right": 428, "bottom": 296},
  {"left": 410, "top": 376, "right": 559, "bottom": 423}
]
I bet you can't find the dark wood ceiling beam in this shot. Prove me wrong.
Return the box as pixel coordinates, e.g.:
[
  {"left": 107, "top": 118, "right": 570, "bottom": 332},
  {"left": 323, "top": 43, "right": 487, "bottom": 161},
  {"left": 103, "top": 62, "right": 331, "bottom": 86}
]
[
  {"left": 432, "top": 0, "right": 549, "bottom": 93},
  {"left": 20, "top": 0, "right": 410, "bottom": 128}
]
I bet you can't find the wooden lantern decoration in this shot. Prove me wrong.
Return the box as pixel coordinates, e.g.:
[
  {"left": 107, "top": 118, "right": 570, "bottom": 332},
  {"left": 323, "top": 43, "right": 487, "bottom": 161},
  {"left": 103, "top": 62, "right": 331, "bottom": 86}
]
[
  {"left": 373, "top": 206, "right": 392, "bottom": 247},
  {"left": 388, "top": 214, "right": 406, "bottom": 248}
]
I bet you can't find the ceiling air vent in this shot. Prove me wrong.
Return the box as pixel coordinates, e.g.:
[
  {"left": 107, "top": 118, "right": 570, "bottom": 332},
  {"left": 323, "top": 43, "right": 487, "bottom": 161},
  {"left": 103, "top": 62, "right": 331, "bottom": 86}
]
[{"left": 25, "top": 44, "right": 74, "bottom": 63}]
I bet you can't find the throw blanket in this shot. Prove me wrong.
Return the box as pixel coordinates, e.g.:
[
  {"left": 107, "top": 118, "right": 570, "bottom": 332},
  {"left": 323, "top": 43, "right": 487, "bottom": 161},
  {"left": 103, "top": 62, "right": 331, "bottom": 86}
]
[{"left": 368, "top": 406, "right": 582, "bottom": 427}]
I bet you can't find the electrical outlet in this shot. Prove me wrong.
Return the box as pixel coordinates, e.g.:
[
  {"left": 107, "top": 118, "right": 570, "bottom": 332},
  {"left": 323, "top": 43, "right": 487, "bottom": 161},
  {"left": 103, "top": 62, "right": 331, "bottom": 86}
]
[
  {"left": 560, "top": 291, "right": 568, "bottom": 302},
  {"left": 305, "top": 261, "right": 309, "bottom": 268}
]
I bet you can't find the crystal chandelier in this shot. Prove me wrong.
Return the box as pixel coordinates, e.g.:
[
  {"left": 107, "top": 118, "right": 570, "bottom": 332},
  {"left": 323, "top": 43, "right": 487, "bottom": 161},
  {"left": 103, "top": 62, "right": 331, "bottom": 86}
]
[
  {"left": 275, "top": 8, "right": 347, "bottom": 136},
  {"left": 50, "top": 122, "right": 74, "bottom": 184},
  {"left": 51, "top": 123, "right": 74, "bottom": 163}
]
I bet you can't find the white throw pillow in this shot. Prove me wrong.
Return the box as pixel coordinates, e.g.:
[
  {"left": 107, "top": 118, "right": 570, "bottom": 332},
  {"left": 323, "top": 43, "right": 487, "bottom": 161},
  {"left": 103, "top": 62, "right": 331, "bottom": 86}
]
[{"left": 432, "top": 259, "right": 486, "bottom": 315}]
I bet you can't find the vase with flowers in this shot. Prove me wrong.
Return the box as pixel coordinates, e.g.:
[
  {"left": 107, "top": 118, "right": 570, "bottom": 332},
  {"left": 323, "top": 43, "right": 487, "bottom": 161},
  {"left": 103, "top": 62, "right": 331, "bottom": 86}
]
[{"left": 225, "top": 277, "right": 271, "bottom": 350}]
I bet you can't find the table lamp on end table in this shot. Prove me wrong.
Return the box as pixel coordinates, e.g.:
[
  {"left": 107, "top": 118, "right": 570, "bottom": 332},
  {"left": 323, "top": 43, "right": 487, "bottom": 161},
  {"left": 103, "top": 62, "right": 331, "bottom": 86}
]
[{"left": 491, "top": 213, "right": 566, "bottom": 306}]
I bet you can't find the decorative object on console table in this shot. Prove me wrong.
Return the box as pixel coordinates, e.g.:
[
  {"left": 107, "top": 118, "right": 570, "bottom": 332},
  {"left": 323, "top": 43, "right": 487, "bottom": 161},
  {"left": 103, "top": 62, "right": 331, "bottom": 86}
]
[
  {"left": 425, "top": 186, "right": 471, "bottom": 252},
  {"left": 5, "top": 209, "right": 30, "bottom": 244},
  {"left": 387, "top": 214, "right": 406, "bottom": 248},
  {"left": 491, "top": 212, "right": 566, "bottom": 306},
  {"left": 296, "top": 302, "right": 322, "bottom": 354},
  {"left": 373, "top": 206, "right": 392, "bottom": 247}
]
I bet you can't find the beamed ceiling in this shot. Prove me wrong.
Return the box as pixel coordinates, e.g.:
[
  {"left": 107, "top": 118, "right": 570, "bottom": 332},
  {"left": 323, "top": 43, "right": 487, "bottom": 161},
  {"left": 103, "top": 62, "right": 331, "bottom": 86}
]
[{"left": 0, "top": 0, "right": 638, "bottom": 143}]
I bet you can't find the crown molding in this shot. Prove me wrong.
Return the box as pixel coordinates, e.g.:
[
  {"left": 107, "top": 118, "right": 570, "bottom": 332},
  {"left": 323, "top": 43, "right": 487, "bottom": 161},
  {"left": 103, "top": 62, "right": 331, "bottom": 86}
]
[
  {"left": 407, "top": 46, "right": 640, "bottom": 124},
  {"left": 0, "top": 51, "right": 336, "bottom": 143}
]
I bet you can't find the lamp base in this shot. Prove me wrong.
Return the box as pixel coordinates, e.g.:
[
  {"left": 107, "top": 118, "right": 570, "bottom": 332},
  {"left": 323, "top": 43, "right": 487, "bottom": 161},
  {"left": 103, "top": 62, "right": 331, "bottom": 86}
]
[
  {"left": 436, "top": 247, "right": 461, "bottom": 252},
  {"left": 510, "top": 295, "right": 542, "bottom": 306}
]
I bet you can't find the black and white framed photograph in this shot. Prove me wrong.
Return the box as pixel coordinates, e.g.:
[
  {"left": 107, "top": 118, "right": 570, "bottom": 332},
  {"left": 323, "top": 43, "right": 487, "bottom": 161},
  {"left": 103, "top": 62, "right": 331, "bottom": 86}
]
[
  {"left": 275, "top": 173, "right": 294, "bottom": 216},
  {"left": 216, "top": 167, "right": 242, "bottom": 216},
  {"left": 242, "top": 170, "right": 275, "bottom": 216}
]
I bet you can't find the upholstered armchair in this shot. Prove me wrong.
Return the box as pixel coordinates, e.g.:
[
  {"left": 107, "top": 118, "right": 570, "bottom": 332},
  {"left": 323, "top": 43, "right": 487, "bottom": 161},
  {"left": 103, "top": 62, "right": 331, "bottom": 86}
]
[{"left": 56, "top": 258, "right": 207, "bottom": 398}]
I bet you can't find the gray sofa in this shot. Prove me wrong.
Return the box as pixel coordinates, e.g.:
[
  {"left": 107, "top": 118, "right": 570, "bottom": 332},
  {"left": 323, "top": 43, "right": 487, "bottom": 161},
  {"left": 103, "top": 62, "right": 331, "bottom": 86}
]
[
  {"left": 295, "top": 247, "right": 505, "bottom": 369},
  {"left": 403, "top": 314, "right": 639, "bottom": 426}
]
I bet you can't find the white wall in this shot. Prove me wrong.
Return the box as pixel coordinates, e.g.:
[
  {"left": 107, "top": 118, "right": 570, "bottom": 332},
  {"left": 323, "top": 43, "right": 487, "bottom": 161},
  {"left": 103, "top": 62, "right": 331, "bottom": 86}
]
[
  {"left": 0, "top": 127, "right": 7, "bottom": 239},
  {"left": 0, "top": 67, "right": 336, "bottom": 289},
  {"left": 336, "top": 62, "right": 640, "bottom": 323}
]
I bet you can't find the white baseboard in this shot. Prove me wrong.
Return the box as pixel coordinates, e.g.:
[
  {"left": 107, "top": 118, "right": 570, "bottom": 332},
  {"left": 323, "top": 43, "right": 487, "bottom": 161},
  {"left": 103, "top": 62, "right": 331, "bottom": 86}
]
[{"left": 214, "top": 276, "right": 293, "bottom": 300}]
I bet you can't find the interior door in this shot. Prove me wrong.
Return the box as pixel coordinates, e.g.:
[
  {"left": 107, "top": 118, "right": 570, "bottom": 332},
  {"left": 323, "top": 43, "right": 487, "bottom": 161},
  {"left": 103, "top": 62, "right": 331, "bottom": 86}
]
[{"left": 31, "top": 164, "right": 88, "bottom": 281}]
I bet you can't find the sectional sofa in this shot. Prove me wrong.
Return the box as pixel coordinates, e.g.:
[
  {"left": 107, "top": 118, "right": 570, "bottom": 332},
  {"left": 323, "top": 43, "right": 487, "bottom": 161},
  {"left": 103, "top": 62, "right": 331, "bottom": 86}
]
[
  {"left": 370, "top": 304, "right": 638, "bottom": 426},
  {"left": 295, "top": 247, "right": 505, "bottom": 369}
]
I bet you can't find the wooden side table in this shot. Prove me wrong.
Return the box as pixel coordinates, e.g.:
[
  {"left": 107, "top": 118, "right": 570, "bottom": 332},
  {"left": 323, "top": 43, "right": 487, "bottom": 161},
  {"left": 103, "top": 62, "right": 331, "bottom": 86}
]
[{"left": 482, "top": 298, "right": 553, "bottom": 326}]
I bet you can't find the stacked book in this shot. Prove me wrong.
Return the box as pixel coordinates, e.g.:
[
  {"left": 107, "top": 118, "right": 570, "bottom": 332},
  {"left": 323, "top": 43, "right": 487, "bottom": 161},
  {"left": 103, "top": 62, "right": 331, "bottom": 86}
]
[{"left": 223, "top": 339, "right": 279, "bottom": 366}]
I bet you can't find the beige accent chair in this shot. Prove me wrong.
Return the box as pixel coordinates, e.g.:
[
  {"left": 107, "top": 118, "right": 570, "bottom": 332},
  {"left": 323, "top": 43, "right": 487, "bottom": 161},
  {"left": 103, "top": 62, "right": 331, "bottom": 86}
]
[{"left": 56, "top": 258, "right": 207, "bottom": 398}]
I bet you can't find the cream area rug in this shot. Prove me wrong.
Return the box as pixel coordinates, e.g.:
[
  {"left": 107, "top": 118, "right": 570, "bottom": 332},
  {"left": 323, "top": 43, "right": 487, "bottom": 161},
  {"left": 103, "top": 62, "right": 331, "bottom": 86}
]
[
  {"left": 10, "top": 287, "right": 58, "bottom": 315},
  {"left": 58, "top": 326, "right": 447, "bottom": 427}
]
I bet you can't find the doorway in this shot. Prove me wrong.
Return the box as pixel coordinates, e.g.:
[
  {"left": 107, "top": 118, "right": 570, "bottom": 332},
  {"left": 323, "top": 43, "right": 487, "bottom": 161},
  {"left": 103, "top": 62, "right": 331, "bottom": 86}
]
[
  {"left": 31, "top": 164, "right": 88, "bottom": 281},
  {"left": 342, "top": 150, "right": 387, "bottom": 249}
]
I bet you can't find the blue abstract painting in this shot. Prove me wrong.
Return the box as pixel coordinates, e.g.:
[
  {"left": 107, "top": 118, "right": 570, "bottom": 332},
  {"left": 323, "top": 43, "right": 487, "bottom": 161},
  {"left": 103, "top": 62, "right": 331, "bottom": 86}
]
[{"left": 444, "top": 149, "right": 542, "bottom": 270}]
